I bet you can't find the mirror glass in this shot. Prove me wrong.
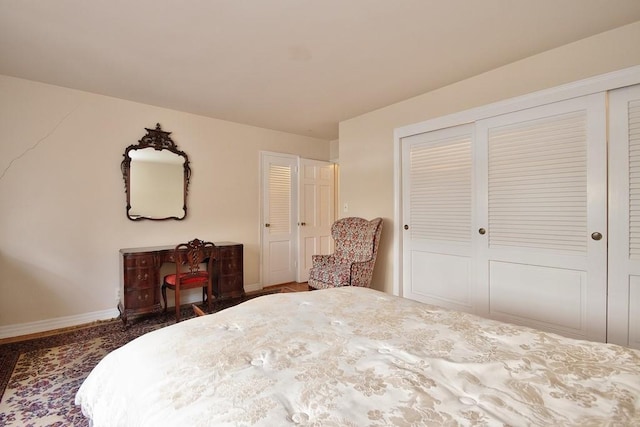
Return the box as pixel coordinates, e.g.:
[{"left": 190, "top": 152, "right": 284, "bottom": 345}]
[{"left": 122, "top": 124, "right": 190, "bottom": 221}]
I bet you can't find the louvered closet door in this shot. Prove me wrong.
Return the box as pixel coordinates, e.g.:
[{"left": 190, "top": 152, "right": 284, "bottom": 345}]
[
  {"left": 609, "top": 84, "right": 640, "bottom": 349},
  {"left": 476, "top": 93, "right": 607, "bottom": 342},
  {"left": 401, "top": 124, "right": 478, "bottom": 312},
  {"left": 262, "top": 154, "right": 298, "bottom": 286}
]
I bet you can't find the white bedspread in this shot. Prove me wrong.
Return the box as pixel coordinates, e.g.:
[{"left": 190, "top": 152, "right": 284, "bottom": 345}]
[{"left": 76, "top": 287, "right": 640, "bottom": 426}]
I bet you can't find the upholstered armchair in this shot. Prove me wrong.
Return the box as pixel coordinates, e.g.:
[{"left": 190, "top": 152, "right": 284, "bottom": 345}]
[{"left": 308, "top": 217, "right": 383, "bottom": 290}]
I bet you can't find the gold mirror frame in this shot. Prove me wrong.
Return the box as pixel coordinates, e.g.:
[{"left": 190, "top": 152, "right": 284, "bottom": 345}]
[{"left": 121, "top": 124, "right": 190, "bottom": 221}]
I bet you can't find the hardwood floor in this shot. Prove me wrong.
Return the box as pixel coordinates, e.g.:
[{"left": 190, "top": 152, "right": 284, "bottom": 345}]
[{"left": 263, "top": 281, "right": 311, "bottom": 293}]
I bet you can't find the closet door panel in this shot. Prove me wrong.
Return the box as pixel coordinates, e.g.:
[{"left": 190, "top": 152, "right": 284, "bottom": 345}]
[
  {"left": 489, "top": 261, "right": 587, "bottom": 333},
  {"left": 401, "top": 124, "right": 476, "bottom": 311},
  {"left": 609, "top": 83, "right": 640, "bottom": 349},
  {"left": 410, "top": 252, "right": 471, "bottom": 306},
  {"left": 477, "top": 93, "right": 607, "bottom": 342}
]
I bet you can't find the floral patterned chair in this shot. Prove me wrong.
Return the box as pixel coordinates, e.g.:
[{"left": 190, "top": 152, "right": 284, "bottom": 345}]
[{"left": 308, "top": 217, "right": 383, "bottom": 290}]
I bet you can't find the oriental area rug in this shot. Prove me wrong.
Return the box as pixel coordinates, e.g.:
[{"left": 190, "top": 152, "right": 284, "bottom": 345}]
[{"left": 0, "top": 292, "right": 280, "bottom": 427}]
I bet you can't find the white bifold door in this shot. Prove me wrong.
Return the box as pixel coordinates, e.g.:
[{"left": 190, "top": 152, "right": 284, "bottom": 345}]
[
  {"left": 297, "top": 159, "right": 335, "bottom": 282},
  {"left": 402, "top": 93, "right": 607, "bottom": 342},
  {"left": 262, "top": 154, "right": 298, "bottom": 286},
  {"left": 609, "top": 84, "right": 640, "bottom": 349},
  {"left": 402, "top": 124, "right": 476, "bottom": 312}
]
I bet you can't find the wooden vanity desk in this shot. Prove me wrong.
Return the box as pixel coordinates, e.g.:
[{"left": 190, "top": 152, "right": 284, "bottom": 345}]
[{"left": 119, "top": 242, "right": 243, "bottom": 324}]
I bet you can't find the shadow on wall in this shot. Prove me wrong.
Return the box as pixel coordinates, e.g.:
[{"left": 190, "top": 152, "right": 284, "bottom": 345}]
[
  {"left": 370, "top": 217, "right": 391, "bottom": 292},
  {"left": 0, "top": 251, "right": 80, "bottom": 326}
]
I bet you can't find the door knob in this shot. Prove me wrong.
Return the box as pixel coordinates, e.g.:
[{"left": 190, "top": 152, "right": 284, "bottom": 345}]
[
  {"left": 591, "top": 232, "right": 603, "bottom": 241},
  {"left": 404, "top": 224, "right": 409, "bottom": 230},
  {"left": 478, "top": 228, "right": 486, "bottom": 235},
  {"left": 265, "top": 223, "right": 270, "bottom": 228}
]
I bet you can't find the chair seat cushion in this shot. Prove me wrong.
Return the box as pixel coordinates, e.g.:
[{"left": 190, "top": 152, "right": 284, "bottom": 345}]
[
  {"left": 164, "top": 271, "right": 209, "bottom": 287},
  {"left": 309, "top": 263, "right": 351, "bottom": 287}
]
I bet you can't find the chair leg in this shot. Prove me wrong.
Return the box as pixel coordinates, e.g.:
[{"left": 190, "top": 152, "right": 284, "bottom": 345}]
[
  {"left": 192, "top": 304, "right": 206, "bottom": 317},
  {"left": 175, "top": 289, "right": 181, "bottom": 322},
  {"left": 161, "top": 284, "right": 168, "bottom": 313},
  {"left": 206, "top": 284, "right": 212, "bottom": 312}
]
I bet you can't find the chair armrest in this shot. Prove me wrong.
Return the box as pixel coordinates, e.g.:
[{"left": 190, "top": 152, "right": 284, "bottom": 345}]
[
  {"left": 311, "top": 254, "right": 335, "bottom": 268},
  {"left": 349, "top": 259, "right": 376, "bottom": 287}
]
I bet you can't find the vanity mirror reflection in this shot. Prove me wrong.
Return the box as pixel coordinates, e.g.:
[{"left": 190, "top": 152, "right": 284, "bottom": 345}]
[{"left": 121, "top": 124, "right": 190, "bottom": 220}]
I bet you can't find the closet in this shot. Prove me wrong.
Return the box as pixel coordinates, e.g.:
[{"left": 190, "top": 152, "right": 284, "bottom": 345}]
[{"left": 396, "top": 70, "right": 640, "bottom": 349}]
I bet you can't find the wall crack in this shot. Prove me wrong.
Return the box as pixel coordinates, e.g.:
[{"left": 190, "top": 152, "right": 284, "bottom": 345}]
[{"left": 0, "top": 105, "right": 80, "bottom": 183}]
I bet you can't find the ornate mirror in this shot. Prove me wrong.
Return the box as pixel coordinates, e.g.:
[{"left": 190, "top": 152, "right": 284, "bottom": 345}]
[{"left": 121, "top": 124, "right": 190, "bottom": 221}]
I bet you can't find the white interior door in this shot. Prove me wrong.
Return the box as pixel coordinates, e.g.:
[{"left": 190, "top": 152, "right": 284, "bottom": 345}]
[
  {"left": 609, "top": 83, "right": 640, "bottom": 349},
  {"left": 476, "top": 94, "right": 607, "bottom": 342},
  {"left": 297, "top": 159, "right": 335, "bottom": 282},
  {"left": 261, "top": 153, "right": 297, "bottom": 286},
  {"left": 401, "top": 124, "right": 477, "bottom": 312}
]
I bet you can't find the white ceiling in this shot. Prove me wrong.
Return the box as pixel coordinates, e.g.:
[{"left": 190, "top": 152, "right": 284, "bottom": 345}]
[{"left": 2, "top": 1, "right": 640, "bottom": 140}]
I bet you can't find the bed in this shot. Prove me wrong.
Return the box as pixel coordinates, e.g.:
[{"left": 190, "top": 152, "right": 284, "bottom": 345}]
[{"left": 75, "top": 287, "right": 640, "bottom": 426}]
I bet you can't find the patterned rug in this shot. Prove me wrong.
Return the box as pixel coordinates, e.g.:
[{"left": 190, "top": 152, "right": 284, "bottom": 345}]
[{"left": 0, "top": 293, "right": 278, "bottom": 426}]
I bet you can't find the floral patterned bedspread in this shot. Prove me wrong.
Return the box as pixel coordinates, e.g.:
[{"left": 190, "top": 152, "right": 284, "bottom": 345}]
[{"left": 75, "top": 287, "right": 640, "bottom": 426}]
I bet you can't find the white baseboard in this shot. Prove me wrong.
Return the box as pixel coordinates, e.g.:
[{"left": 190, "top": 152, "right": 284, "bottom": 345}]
[
  {"left": 244, "top": 282, "right": 262, "bottom": 292},
  {"left": 0, "top": 307, "right": 120, "bottom": 340},
  {"left": 0, "top": 284, "right": 262, "bottom": 340}
]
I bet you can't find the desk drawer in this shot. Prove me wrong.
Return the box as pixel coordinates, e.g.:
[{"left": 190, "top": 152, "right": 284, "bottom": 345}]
[
  {"left": 123, "top": 254, "right": 154, "bottom": 268},
  {"left": 218, "top": 245, "right": 242, "bottom": 259},
  {"left": 124, "top": 288, "right": 156, "bottom": 310},
  {"left": 217, "top": 245, "right": 242, "bottom": 274},
  {"left": 123, "top": 267, "right": 156, "bottom": 289},
  {"left": 219, "top": 274, "right": 243, "bottom": 297},
  {"left": 219, "top": 258, "right": 241, "bottom": 274}
]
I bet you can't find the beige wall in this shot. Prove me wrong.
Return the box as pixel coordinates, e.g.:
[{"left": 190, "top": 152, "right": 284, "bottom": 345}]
[
  {"left": 339, "top": 21, "right": 640, "bottom": 294},
  {"left": 0, "top": 75, "right": 330, "bottom": 331}
]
